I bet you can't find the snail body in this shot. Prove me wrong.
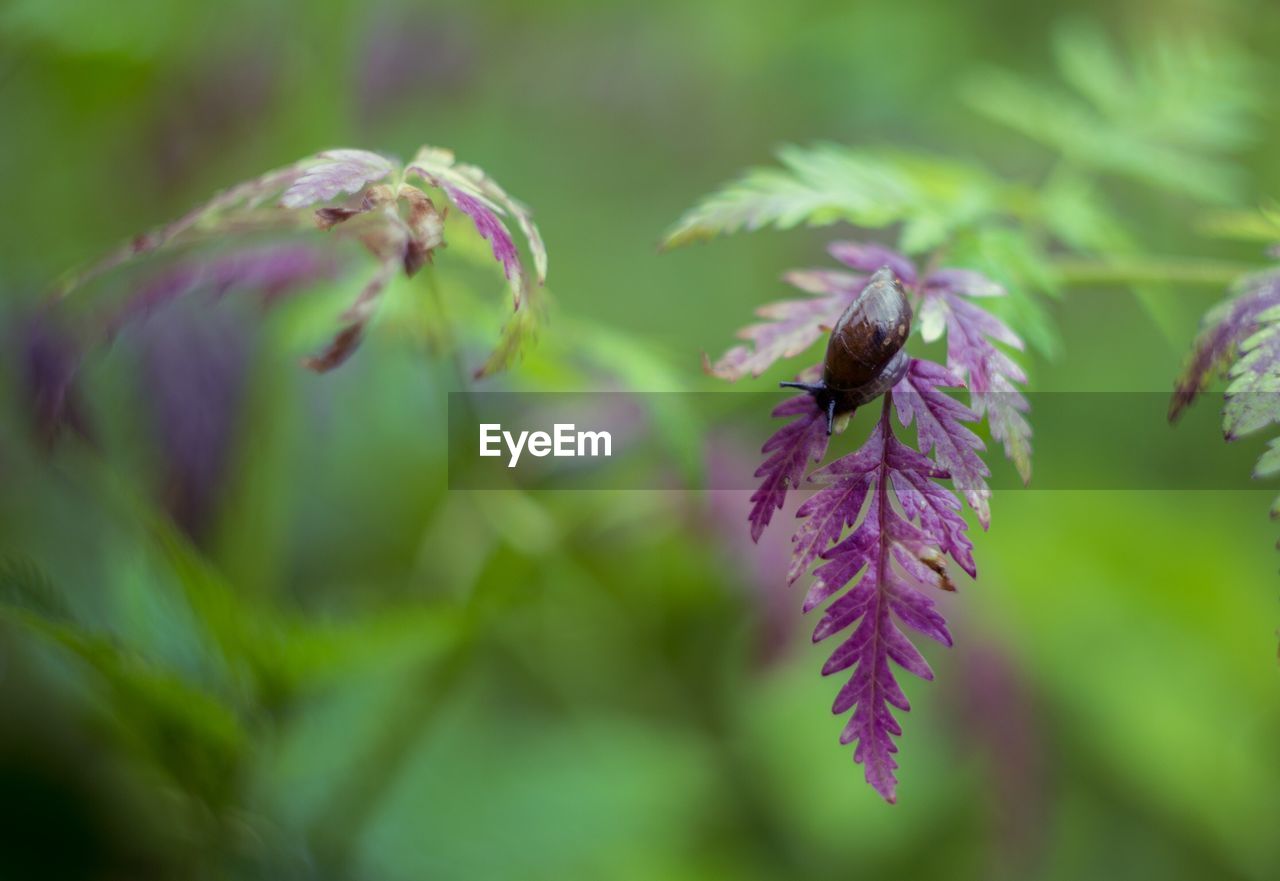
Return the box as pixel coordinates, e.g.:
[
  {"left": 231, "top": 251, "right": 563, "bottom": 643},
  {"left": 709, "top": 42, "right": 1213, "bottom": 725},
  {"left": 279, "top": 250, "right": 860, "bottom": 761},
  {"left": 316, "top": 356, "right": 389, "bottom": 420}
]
[{"left": 781, "top": 266, "right": 912, "bottom": 434}]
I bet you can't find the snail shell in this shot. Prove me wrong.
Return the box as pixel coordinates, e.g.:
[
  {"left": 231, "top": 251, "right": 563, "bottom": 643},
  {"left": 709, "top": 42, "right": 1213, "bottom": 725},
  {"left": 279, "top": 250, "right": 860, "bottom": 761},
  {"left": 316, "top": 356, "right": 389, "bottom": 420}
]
[{"left": 780, "top": 266, "right": 913, "bottom": 433}]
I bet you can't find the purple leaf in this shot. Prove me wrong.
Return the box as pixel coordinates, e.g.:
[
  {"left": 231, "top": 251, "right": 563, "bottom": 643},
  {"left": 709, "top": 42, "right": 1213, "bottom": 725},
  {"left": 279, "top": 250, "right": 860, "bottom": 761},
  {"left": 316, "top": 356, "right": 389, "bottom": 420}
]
[
  {"left": 790, "top": 439, "right": 878, "bottom": 586},
  {"left": 828, "top": 241, "right": 918, "bottom": 286},
  {"left": 135, "top": 304, "right": 249, "bottom": 540},
  {"left": 919, "top": 273, "right": 1032, "bottom": 483},
  {"left": 1170, "top": 269, "right": 1280, "bottom": 422},
  {"left": 708, "top": 271, "right": 865, "bottom": 381},
  {"left": 14, "top": 312, "right": 92, "bottom": 447},
  {"left": 106, "top": 245, "right": 339, "bottom": 337},
  {"left": 794, "top": 389, "right": 970, "bottom": 803},
  {"left": 894, "top": 358, "right": 991, "bottom": 528},
  {"left": 280, "top": 150, "right": 393, "bottom": 209},
  {"left": 446, "top": 186, "right": 523, "bottom": 288},
  {"left": 749, "top": 395, "right": 830, "bottom": 543},
  {"left": 923, "top": 268, "right": 1004, "bottom": 298},
  {"left": 406, "top": 145, "right": 548, "bottom": 299},
  {"left": 1176, "top": 269, "right": 1280, "bottom": 551}
]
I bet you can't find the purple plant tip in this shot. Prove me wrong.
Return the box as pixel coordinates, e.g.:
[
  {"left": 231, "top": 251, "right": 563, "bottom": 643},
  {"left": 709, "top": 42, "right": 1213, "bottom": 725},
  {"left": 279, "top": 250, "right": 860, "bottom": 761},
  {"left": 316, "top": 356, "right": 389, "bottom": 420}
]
[
  {"left": 108, "top": 244, "right": 340, "bottom": 337},
  {"left": 749, "top": 395, "right": 830, "bottom": 543},
  {"left": 15, "top": 312, "right": 91, "bottom": 446},
  {"left": 447, "top": 186, "right": 523, "bottom": 284},
  {"left": 135, "top": 305, "right": 249, "bottom": 539},
  {"left": 1171, "top": 270, "right": 1280, "bottom": 423}
]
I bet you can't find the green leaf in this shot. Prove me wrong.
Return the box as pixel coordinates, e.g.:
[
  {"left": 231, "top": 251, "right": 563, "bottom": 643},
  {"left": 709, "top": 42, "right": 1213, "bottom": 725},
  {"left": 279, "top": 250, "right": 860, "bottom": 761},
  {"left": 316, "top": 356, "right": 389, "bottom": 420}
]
[
  {"left": 963, "top": 23, "right": 1260, "bottom": 204},
  {"left": 663, "top": 145, "right": 1012, "bottom": 252},
  {"left": 1198, "top": 203, "right": 1280, "bottom": 243},
  {"left": 0, "top": 596, "right": 246, "bottom": 806},
  {"left": 0, "top": 554, "right": 71, "bottom": 623}
]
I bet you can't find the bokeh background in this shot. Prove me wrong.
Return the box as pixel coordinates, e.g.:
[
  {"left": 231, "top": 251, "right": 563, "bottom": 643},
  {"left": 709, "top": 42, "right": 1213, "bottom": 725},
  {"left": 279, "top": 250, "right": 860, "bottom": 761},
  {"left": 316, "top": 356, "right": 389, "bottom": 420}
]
[{"left": 3, "top": 0, "right": 1280, "bottom": 878}]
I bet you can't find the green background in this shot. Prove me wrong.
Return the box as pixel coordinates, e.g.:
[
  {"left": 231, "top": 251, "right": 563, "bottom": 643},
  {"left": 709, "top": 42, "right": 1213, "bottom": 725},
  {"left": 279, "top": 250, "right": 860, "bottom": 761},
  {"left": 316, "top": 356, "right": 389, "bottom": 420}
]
[{"left": 2, "top": 0, "right": 1279, "bottom": 878}]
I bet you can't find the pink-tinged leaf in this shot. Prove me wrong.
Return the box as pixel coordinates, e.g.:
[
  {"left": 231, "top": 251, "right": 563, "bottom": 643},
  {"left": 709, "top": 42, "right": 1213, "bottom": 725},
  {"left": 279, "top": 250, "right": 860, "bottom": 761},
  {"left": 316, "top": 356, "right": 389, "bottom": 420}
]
[
  {"left": 920, "top": 273, "right": 1032, "bottom": 483},
  {"left": 15, "top": 312, "right": 92, "bottom": 447},
  {"left": 893, "top": 358, "right": 991, "bottom": 528},
  {"left": 1223, "top": 308, "right": 1280, "bottom": 441},
  {"left": 782, "top": 268, "right": 865, "bottom": 296},
  {"left": 1171, "top": 269, "right": 1280, "bottom": 422},
  {"left": 406, "top": 145, "right": 548, "bottom": 288},
  {"left": 281, "top": 150, "right": 394, "bottom": 209},
  {"left": 708, "top": 272, "right": 865, "bottom": 380},
  {"left": 750, "top": 396, "right": 830, "bottom": 543},
  {"left": 792, "top": 391, "right": 970, "bottom": 803},
  {"left": 462, "top": 170, "right": 547, "bottom": 286},
  {"left": 446, "top": 186, "right": 523, "bottom": 291},
  {"left": 1176, "top": 269, "right": 1280, "bottom": 557},
  {"left": 104, "top": 245, "right": 340, "bottom": 337},
  {"left": 828, "top": 241, "right": 918, "bottom": 286},
  {"left": 923, "top": 268, "right": 1004, "bottom": 297}
]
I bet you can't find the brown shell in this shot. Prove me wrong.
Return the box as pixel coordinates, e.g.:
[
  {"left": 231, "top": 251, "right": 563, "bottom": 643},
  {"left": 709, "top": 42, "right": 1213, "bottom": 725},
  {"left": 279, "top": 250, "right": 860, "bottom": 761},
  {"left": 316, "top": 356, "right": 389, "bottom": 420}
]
[{"left": 822, "top": 266, "right": 912, "bottom": 392}]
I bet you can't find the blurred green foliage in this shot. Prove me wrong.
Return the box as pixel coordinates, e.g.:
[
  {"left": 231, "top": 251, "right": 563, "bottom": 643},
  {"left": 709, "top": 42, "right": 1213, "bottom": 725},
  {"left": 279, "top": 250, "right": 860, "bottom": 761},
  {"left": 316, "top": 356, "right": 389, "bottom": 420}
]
[{"left": 2, "top": 1, "right": 1280, "bottom": 879}]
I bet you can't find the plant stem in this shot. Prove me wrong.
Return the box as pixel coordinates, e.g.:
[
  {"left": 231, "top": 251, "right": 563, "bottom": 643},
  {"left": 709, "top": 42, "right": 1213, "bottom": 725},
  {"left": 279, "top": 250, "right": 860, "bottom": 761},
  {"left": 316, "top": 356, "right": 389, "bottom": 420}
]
[{"left": 1050, "top": 256, "right": 1262, "bottom": 288}]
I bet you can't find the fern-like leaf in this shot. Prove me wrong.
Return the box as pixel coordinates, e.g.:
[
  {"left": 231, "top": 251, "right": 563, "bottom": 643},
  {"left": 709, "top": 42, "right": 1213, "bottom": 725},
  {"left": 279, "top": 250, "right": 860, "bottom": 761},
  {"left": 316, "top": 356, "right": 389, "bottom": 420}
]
[
  {"left": 1224, "top": 306, "right": 1280, "bottom": 442},
  {"left": 964, "top": 23, "right": 1259, "bottom": 204},
  {"left": 1170, "top": 269, "right": 1280, "bottom": 421},
  {"left": 795, "top": 380, "right": 976, "bottom": 802},
  {"left": 706, "top": 269, "right": 865, "bottom": 380},
  {"left": 711, "top": 232, "right": 1019, "bottom": 801},
  {"left": 662, "top": 145, "right": 1012, "bottom": 254},
  {"left": 894, "top": 358, "right": 992, "bottom": 527},
  {"left": 280, "top": 149, "right": 394, "bottom": 209},
  {"left": 749, "top": 395, "right": 830, "bottom": 543},
  {"left": 919, "top": 270, "right": 1033, "bottom": 483},
  {"left": 1172, "top": 267, "right": 1280, "bottom": 530},
  {"left": 407, "top": 146, "right": 548, "bottom": 303}
]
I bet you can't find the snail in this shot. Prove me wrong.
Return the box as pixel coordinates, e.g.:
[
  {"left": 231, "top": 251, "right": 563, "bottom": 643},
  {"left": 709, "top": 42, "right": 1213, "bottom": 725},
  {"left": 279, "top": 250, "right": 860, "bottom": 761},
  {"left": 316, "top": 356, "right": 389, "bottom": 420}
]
[{"left": 781, "top": 265, "right": 913, "bottom": 434}]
